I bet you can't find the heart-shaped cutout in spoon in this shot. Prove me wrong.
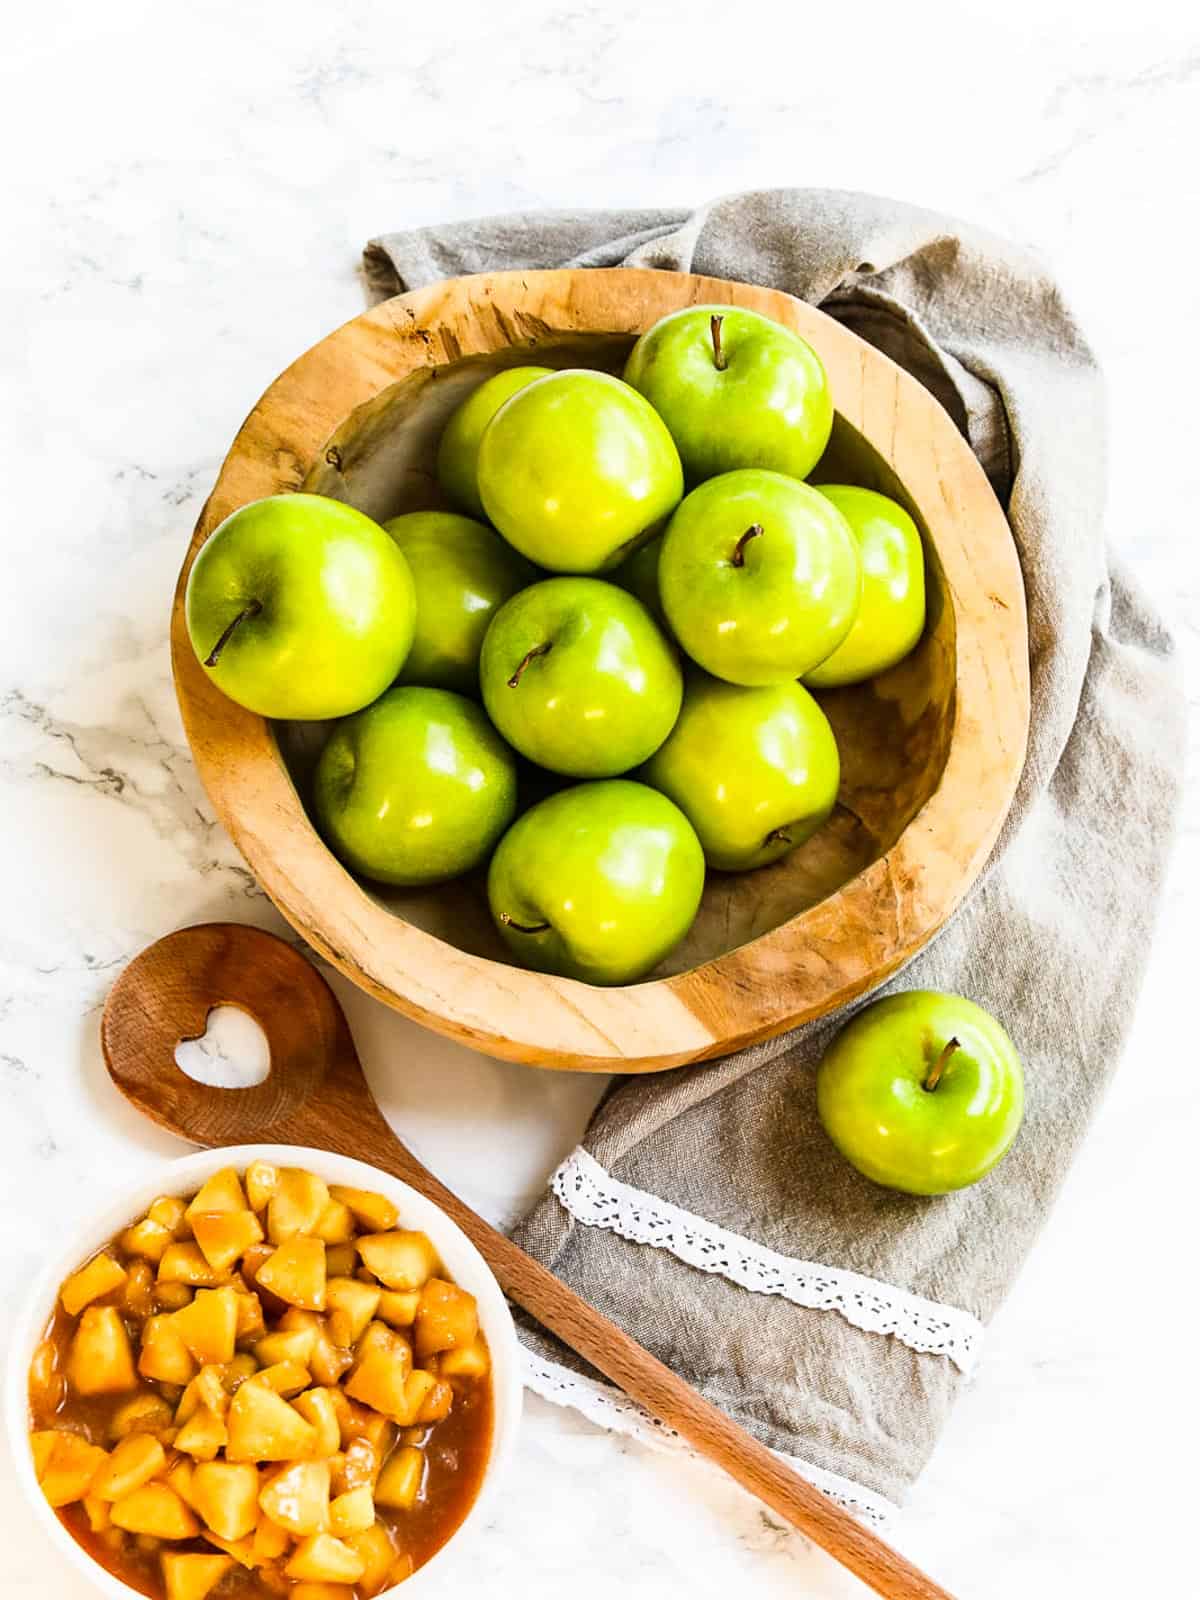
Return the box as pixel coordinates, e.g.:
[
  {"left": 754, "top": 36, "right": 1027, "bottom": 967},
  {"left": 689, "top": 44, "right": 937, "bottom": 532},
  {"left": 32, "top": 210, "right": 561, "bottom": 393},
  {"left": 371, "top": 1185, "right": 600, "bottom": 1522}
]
[{"left": 101, "top": 922, "right": 954, "bottom": 1600}]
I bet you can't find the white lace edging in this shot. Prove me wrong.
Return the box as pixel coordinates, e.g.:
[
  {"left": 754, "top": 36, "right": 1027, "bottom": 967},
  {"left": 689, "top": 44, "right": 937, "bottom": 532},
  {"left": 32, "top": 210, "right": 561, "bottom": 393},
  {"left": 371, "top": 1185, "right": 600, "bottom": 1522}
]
[
  {"left": 521, "top": 1347, "right": 898, "bottom": 1529},
  {"left": 551, "top": 1147, "right": 982, "bottom": 1375}
]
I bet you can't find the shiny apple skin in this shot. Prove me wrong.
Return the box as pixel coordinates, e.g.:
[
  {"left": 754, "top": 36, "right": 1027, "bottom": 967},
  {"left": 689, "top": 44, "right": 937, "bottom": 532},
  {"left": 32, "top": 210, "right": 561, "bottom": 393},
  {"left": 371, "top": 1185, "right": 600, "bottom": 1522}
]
[
  {"left": 185, "top": 494, "right": 416, "bottom": 720},
  {"left": 816, "top": 991, "right": 1026, "bottom": 1195},
  {"left": 623, "top": 304, "right": 833, "bottom": 484},
  {"left": 313, "top": 686, "right": 517, "bottom": 887},
  {"left": 479, "top": 578, "right": 682, "bottom": 777},
  {"left": 383, "top": 511, "right": 535, "bottom": 695},
  {"left": 487, "top": 779, "right": 705, "bottom": 985},
  {"left": 803, "top": 486, "right": 926, "bottom": 688},
  {"left": 659, "top": 469, "right": 861, "bottom": 686},
  {"left": 436, "top": 365, "right": 554, "bottom": 519},
  {"left": 642, "top": 673, "right": 839, "bottom": 870},
  {"left": 476, "top": 369, "right": 684, "bottom": 573}
]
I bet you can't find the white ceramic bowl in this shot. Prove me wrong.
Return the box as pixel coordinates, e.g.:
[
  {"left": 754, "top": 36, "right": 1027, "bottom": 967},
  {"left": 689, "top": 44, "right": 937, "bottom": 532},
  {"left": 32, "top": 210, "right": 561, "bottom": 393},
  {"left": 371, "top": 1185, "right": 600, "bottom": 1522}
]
[{"left": 5, "top": 1144, "right": 523, "bottom": 1600}]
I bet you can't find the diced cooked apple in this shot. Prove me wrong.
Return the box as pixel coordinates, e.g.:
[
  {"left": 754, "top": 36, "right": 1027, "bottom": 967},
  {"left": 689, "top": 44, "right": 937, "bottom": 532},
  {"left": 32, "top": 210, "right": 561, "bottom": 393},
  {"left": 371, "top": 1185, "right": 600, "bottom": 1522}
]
[
  {"left": 344, "top": 1345, "right": 412, "bottom": 1423},
  {"left": 226, "top": 1381, "right": 317, "bottom": 1462},
  {"left": 255, "top": 1327, "right": 317, "bottom": 1368},
  {"left": 199, "top": 1529, "right": 256, "bottom": 1567},
  {"left": 314, "top": 1200, "right": 356, "bottom": 1245},
  {"left": 166, "top": 1457, "right": 198, "bottom": 1509},
  {"left": 356, "top": 1231, "right": 437, "bottom": 1291},
  {"left": 68, "top": 1306, "right": 139, "bottom": 1395},
  {"left": 352, "top": 1320, "right": 403, "bottom": 1366},
  {"left": 413, "top": 1374, "right": 453, "bottom": 1424},
  {"left": 158, "top": 1244, "right": 223, "bottom": 1288},
  {"left": 122, "top": 1260, "right": 156, "bottom": 1320},
  {"left": 190, "top": 1459, "right": 260, "bottom": 1541},
  {"left": 346, "top": 1524, "right": 397, "bottom": 1598},
  {"left": 220, "top": 1352, "right": 259, "bottom": 1391},
  {"left": 258, "top": 1458, "right": 331, "bottom": 1536},
  {"left": 110, "top": 1391, "right": 176, "bottom": 1443},
  {"left": 149, "top": 1196, "right": 190, "bottom": 1237},
  {"left": 28, "top": 1338, "right": 65, "bottom": 1412},
  {"left": 110, "top": 1481, "right": 200, "bottom": 1540},
  {"left": 251, "top": 1512, "right": 290, "bottom": 1563},
  {"left": 438, "top": 1334, "right": 490, "bottom": 1381},
  {"left": 155, "top": 1283, "right": 195, "bottom": 1312},
  {"left": 329, "top": 1186, "right": 399, "bottom": 1234},
  {"left": 83, "top": 1492, "right": 112, "bottom": 1532},
  {"left": 330, "top": 1438, "right": 377, "bottom": 1496},
  {"left": 413, "top": 1278, "right": 478, "bottom": 1360},
  {"left": 241, "top": 1241, "right": 276, "bottom": 1284},
  {"left": 35, "top": 1430, "right": 108, "bottom": 1507},
  {"left": 285, "top": 1532, "right": 366, "bottom": 1584},
  {"left": 292, "top": 1388, "right": 341, "bottom": 1457},
  {"left": 325, "top": 1278, "right": 380, "bottom": 1348},
  {"left": 256, "top": 1237, "right": 326, "bottom": 1312},
  {"left": 340, "top": 1400, "right": 395, "bottom": 1459},
  {"left": 374, "top": 1444, "right": 424, "bottom": 1510},
  {"left": 328, "top": 1484, "right": 374, "bottom": 1536},
  {"left": 191, "top": 1210, "right": 264, "bottom": 1273},
  {"left": 268, "top": 1169, "right": 330, "bottom": 1245},
  {"left": 174, "top": 1406, "right": 229, "bottom": 1462},
  {"left": 121, "top": 1218, "right": 173, "bottom": 1265},
  {"left": 161, "top": 1551, "right": 235, "bottom": 1600},
  {"left": 140, "top": 1315, "right": 198, "bottom": 1385},
  {"left": 186, "top": 1167, "right": 249, "bottom": 1220},
  {"left": 324, "top": 1243, "right": 358, "bottom": 1280},
  {"left": 233, "top": 1290, "right": 266, "bottom": 1344},
  {"left": 279, "top": 1309, "right": 352, "bottom": 1387},
  {"left": 62, "top": 1252, "right": 128, "bottom": 1316},
  {"left": 91, "top": 1434, "right": 166, "bottom": 1501},
  {"left": 245, "top": 1161, "right": 279, "bottom": 1213},
  {"left": 247, "top": 1360, "right": 311, "bottom": 1398},
  {"left": 177, "top": 1364, "right": 231, "bottom": 1424},
  {"left": 375, "top": 1289, "right": 420, "bottom": 1329}
]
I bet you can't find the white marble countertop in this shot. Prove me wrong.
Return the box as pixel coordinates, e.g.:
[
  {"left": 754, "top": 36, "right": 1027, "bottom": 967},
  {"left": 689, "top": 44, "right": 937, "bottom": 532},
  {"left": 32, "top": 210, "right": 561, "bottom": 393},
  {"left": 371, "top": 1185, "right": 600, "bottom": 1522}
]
[{"left": 2, "top": 2, "right": 1198, "bottom": 1595}]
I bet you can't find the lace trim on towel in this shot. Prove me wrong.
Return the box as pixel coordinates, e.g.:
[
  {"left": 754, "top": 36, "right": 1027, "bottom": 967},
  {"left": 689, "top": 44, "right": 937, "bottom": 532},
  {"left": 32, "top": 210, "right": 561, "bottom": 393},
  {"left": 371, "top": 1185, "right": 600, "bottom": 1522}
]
[
  {"left": 521, "top": 1347, "right": 898, "bottom": 1529},
  {"left": 551, "top": 1147, "right": 982, "bottom": 1375}
]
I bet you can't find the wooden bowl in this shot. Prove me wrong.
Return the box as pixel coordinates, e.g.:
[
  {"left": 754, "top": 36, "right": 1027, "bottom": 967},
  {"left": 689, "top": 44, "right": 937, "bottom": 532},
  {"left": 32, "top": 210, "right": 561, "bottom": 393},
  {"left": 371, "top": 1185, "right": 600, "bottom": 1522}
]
[{"left": 171, "top": 269, "right": 1029, "bottom": 1073}]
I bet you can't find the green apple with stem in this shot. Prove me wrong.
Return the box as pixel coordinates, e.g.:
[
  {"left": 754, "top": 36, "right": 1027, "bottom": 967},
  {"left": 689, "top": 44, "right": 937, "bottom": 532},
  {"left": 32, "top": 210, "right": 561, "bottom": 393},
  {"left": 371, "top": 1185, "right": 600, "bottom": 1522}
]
[
  {"left": 383, "top": 511, "right": 535, "bottom": 694},
  {"left": 477, "top": 369, "right": 683, "bottom": 572},
  {"left": 185, "top": 493, "right": 416, "bottom": 719},
  {"left": 479, "top": 578, "right": 682, "bottom": 777},
  {"left": 642, "top": 673, "right": 839, "bottom": 871},
  {"left": 623, "top": 304, "right": 833, "bottom": 484},
  {"left": 659, "top": 469, "right": 861, "bottom": 686},
  {"left": 816, "top": 991, "right": 1025, "bottom": 1195},
  {"left": 436, "top": 365, "right": 553, "bottom": 519},
  {"left": 313, "top": 685, "right": 517, "bottom": 887},
  {"left": 803, "top": 487, "right": 926, "bottom": 688},
  {"left": 487, "top": 779, "right": 705, "bottom": 984}
]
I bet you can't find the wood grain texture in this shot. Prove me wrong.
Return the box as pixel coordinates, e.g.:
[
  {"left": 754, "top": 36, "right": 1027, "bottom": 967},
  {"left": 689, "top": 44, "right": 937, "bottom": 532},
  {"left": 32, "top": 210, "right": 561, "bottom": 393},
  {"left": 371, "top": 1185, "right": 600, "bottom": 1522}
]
[
  {"left": 170, "top": 269, "right": 1029, "bottom": 1072},
  {"left": 101, "top": 923, "right": 959, "bottom": 1600}
]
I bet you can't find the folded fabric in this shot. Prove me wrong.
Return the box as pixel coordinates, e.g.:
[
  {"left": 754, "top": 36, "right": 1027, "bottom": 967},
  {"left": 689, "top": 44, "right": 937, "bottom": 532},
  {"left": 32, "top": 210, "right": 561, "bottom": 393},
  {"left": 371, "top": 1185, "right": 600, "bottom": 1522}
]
[{"left": 365, "top": 190, "right": 1185, "bottom": 1522}]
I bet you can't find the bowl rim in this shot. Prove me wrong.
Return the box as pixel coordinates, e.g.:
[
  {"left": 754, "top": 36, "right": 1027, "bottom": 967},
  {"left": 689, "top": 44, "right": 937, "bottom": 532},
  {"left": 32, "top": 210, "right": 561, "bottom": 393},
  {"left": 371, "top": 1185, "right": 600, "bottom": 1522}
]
[
  {"left": 5, "top": 1143, "right": 523, "bottom": 1600},
  {"left": 170, "top": 266, "right": 1030, "bottom": 1072}
]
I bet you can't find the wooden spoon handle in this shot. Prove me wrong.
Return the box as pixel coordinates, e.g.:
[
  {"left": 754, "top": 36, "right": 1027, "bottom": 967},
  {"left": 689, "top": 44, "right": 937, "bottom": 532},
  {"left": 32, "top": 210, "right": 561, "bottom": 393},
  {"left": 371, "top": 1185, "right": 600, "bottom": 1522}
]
[{"left": 335, "top": 1124, "right": 955, "bottom": 1600}]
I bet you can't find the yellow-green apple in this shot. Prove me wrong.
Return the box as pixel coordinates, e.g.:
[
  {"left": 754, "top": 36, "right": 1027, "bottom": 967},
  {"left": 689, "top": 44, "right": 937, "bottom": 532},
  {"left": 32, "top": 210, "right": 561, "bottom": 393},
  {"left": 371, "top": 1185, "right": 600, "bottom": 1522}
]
[
  {"left": 185, "top": 493, "right": 416, "bottom": 720},
  {"left": 313, "top": 686, "right": 517, "bottom": 886},
  {"left": 487, "top": 780, "right": 704, "bottom": 984},
  {"left": 436, "top": 365, "right": 553, "bottom": 519}
]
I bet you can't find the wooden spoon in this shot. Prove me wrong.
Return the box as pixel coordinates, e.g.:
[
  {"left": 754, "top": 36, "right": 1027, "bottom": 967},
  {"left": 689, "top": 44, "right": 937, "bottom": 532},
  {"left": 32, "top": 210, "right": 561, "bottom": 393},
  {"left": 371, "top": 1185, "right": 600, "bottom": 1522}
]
[{"left": 101, "top": 922, "right": 956, "bottom": 1600}]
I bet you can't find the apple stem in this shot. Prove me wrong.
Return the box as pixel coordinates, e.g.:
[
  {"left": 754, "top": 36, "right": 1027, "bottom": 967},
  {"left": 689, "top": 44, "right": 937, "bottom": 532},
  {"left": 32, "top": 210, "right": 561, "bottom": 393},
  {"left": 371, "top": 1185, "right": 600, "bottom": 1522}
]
[
  {"left": 710, "top": 314, "right": 727, "bottom": 371},
  {"left": 499, "top": 912, "right": 551, "bottom": 935},
  {"left": 765, "top": 827, "right": 793, "bottom": 847},
  {"left": 204, "top": 600, "right": 263, "bottom": 668},
  {"left": 731, "top": 524, "right": 763, "bottom": 568},
  {"left": 507, "top": 642, "right": 553, "bottom": 688},
  {"left": 923, "top": 1037, "right": 960, "bottom": 1093}
]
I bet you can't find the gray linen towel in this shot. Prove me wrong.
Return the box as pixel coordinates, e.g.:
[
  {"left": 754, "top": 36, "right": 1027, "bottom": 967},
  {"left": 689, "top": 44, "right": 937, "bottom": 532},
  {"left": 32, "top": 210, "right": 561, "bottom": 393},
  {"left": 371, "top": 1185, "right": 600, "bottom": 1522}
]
[{"left": 365, "top": 191, "right": 1185, "bottom": 1521}]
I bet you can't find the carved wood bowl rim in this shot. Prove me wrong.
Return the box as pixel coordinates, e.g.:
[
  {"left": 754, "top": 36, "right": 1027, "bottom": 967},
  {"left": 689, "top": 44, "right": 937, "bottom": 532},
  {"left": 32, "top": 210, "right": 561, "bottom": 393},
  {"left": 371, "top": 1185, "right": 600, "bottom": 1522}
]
[{"left": 170, "top": 268, "right": 1030, "bottom": 1073}]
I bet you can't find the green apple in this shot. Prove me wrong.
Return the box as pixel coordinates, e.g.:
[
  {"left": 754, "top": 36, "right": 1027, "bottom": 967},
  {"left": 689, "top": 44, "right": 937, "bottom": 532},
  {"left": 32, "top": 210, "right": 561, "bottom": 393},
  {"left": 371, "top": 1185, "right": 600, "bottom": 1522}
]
[
  {"left": 623, "top": 304, "right": 833, "bottom": 484},
  {"left": 313, "top": 685, "right": 517, "bottom": 887},
  {"left": 816, "top": 991, "right": 1025, "bottom": 1195},
  {"left": 659, "top": 469, "right": 861, "bottom": 686},
  {"left": 803, "top": 487, "right": 926, "bottom": 688},
  {"left": 642, "top": 674, "right": 839, "bottom": 870},
  {"left": 612, "top": 531, "right": 666, "bottom": 624},
  {"left": 479, "top": 578, "right": 682, "bottom": 777},
  {"left": 476, "top": 369, "right": 683, "bottom": 572},
  {"left": 487, "top": 779, "right": 705, "bottom": 984},
  {"left": 436, "top": 365, "right": 553, "bottom": 519},
  {"left": 185, "top": 494, "right": 416, "bottom": 720},
  {"left": 382, "top": 511, "right": 534, "bottom": 694}
]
